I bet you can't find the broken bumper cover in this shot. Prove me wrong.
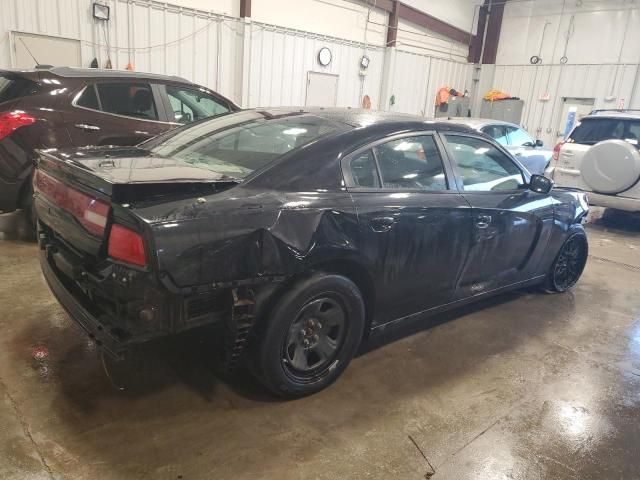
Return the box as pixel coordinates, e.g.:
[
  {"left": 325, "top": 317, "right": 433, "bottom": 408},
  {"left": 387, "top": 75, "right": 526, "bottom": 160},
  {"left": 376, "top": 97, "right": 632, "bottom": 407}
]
[{"left": 40, "top": 250, "right": 126, "bottom": 359}]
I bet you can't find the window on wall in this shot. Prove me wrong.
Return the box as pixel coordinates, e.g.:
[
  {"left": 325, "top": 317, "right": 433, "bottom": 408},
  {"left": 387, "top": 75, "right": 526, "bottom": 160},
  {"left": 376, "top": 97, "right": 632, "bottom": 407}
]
[
  {"left": 373, "top": 135, "right": 447, "bottom": 190},
  {"left": 166, "top": 86, "right": 229, "bottom": 123},
  {"left": 445, "top": 134, "right": 525, "bottom": 192}
]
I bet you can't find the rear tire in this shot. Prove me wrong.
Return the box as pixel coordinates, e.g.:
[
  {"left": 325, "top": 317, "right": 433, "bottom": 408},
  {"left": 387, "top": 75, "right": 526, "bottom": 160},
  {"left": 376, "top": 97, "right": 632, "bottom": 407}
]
[
  {"left": 249, "top": 273, "right": 365, "bottom": 398},
  {"left": 544, "top": 230, "right": 588, "bottom": 293}
]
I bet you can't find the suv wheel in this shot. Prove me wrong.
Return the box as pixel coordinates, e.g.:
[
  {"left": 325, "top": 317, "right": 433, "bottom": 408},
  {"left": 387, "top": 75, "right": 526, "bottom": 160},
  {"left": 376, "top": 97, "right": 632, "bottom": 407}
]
[{"left": 250, "top": 273, "right": 365, "bottom": 398}]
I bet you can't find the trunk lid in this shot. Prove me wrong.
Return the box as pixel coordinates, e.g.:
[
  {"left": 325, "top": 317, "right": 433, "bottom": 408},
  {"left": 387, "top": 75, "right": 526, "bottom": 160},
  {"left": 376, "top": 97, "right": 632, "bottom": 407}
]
[{"left": 34, "top": 146, "right": 238, "bottom": 258}]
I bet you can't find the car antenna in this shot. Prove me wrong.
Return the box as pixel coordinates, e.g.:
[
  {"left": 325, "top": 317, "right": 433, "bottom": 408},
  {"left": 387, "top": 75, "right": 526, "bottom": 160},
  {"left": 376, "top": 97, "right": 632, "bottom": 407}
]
[{"left": 18, "top": 38, "right": 49, "bottom": 68}]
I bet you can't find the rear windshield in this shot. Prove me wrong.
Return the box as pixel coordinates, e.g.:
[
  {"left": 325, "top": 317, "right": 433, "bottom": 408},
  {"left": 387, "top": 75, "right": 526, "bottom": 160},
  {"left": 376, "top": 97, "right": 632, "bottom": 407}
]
[
  {"left": 0, "top": 74, "right": 39, "bottom": 104},
  {"left": 568, "top": 117, "right": 640, "bottom": 146},
  {"left": 146, "top": 111, "right": 349, "bottom": 179}
]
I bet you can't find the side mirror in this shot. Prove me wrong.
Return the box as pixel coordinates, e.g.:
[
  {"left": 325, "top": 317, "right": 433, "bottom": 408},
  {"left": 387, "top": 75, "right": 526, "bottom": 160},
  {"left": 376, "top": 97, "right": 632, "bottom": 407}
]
[
  {"left": 529, "top": 174, "right": 553, "bottom": 194},
  {"left": 522, "top": 141, "right": 534, "bottom": 147},
  {"left": 535, "top": 139, "right": 544, "bottom": 147}
]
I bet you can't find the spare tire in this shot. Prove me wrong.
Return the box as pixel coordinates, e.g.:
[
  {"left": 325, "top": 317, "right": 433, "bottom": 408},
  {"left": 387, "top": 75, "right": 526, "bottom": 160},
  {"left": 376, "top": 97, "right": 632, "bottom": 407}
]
[{"left": 580, "top": 140, "right": 640, "bottom": 194}]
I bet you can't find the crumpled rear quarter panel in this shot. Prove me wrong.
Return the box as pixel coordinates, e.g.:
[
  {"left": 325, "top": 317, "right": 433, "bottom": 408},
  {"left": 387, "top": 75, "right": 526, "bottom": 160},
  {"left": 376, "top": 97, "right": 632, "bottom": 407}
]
[{"left": 140, "top": 188, "right": 359, "bottom": 287}]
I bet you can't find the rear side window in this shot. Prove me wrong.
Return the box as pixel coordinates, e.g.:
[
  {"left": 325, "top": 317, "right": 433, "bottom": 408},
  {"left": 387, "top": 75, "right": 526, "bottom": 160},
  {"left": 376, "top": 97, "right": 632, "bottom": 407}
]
[
  {"left": 76, "top": 85, "right": 99, "bottom": 110},
  {"left": 0, "top": 75, "right": 39, "bottom": 104},
  {"left": 569, "top": 118, "right": 640, "bottom": 146},
  {"left": 75, "top": 83, "right": 159, "bottom": 120},
  {"left": 350, "top": 150, "right": 380, "bottom": 188}
]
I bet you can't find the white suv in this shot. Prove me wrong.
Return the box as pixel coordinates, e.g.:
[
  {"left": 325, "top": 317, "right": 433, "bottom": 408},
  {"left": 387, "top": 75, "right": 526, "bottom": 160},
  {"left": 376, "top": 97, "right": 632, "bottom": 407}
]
[{"left": 549, "top": 110, "right": 640, "bottom": 212}]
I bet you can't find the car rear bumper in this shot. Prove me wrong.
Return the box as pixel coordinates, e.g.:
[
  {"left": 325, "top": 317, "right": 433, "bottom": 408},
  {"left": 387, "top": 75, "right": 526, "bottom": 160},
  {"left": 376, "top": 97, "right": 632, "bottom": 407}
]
[
  {"left": 586, "top": 192, "right": 640, "bottom": 212},
  {"left": 40, "top": 248, "right": 127, "bottom": 359}
]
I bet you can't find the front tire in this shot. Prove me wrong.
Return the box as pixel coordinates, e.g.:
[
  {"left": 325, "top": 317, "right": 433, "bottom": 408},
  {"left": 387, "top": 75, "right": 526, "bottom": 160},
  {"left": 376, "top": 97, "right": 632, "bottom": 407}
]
[
  {"left": 545, "top": 230, "right": 588, "bottom": 293},
  {"left": 249, "top": 273, "right": 365, "bottom": 398}
]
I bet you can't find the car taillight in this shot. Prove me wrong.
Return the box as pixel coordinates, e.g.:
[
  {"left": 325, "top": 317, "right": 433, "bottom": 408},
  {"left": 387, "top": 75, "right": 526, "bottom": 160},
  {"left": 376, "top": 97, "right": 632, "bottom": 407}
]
[
  {"left": 0, "top": 111, "right": 36, "bottom": 141},
  {"left": 552, "top": 141, "right": 564, "bottom": 161},
  {"left": 33, "top": 170, "right": 109, "bottom": 236},
  {"left": 108, "top": 224, "right": 147, "bottom": 267}
]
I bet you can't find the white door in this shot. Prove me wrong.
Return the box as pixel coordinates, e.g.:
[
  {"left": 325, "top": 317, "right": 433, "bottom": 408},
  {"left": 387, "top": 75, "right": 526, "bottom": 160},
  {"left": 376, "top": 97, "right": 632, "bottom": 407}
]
[
  {"left": 557, "top": 97, "right": 595, "bottom": 140},
  {"left": 305, "top": 72, "right": 338, "bottom": 107},
  {"left": 12, "top": 32, "right": 81, "bottom": 68}
]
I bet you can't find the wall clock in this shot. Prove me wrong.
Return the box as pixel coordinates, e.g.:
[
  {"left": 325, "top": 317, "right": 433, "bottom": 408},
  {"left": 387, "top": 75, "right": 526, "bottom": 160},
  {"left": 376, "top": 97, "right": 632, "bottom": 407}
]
[{"left": 318, "top": 47, "right": 332, "bottom": 66}]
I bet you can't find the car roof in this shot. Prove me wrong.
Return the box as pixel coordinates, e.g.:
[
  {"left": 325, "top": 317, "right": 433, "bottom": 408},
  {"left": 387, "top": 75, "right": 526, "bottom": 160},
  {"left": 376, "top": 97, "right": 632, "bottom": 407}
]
[
  {"left": 585, "top": 110, "right": 640, "bottom": 120},
  {"left": 1, "top": 66, "right": 191, "bottom": 84},
  {"left": 439, "top": 117, "right": 519, "bottom": 129},
  {"left": 249, "top": 107, "right": 477, "bottom": 133}
]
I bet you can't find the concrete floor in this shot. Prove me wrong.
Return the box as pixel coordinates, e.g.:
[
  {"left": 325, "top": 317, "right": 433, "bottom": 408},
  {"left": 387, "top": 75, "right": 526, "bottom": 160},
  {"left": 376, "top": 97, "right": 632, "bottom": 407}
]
[{"left": 0, "top": 208, "right": 639, "bottom": 480}]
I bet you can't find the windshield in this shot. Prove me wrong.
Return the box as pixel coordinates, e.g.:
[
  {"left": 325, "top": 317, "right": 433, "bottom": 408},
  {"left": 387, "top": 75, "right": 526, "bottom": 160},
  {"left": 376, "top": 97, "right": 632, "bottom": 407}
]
[
  {"left": 568, "top": 117, "right": 640, "bottom": 146},
  {"left": 147, "top": 110, "right": 350, "bottom": 179}
]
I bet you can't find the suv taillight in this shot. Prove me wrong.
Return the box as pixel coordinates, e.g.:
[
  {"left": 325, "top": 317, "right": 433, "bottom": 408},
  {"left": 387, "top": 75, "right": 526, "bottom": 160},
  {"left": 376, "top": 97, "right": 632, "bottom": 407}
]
[
  {"left": 552, "top": 141, "right": 565, "bottom": 161},
  {"left": 33, "top": 170, "right": 109, "bottom": 236},
  {"left": 108, "top": 224, "right": 147, "bottom": 267},
  {"left": 0, "top": 110, "right": 36, "bottom": 141}
]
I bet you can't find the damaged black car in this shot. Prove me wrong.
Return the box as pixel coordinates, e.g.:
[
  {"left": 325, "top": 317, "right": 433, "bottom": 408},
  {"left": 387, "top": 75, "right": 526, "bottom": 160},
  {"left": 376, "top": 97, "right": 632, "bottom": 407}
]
[{"left": 34, "top": 108, "right": 589, "bottom": 397}]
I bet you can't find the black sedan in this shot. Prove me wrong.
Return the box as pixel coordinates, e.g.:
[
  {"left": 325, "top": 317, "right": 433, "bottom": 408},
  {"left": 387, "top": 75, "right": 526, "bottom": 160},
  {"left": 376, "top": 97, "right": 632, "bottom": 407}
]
[{"left": 34, "top": 108, "right": 589, "bottom": 397}]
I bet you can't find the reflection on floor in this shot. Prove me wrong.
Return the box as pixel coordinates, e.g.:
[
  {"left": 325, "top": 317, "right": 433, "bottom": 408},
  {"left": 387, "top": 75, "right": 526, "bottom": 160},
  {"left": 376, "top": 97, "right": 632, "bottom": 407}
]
[{"left": 0, "top": 206, "right": 639, "bottom": 479}]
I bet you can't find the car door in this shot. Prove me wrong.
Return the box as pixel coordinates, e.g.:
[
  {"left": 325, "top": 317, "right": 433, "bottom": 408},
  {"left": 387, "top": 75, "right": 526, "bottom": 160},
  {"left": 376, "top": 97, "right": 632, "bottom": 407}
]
[
  {"left": 441, "top": 133, "right": 554, "bottom": 299},
  {"left": 63, "top": 81, "right": 172, "bottom": 147},
  {"left": 343, "top": 133, "right": 473, "bottom": 326}
]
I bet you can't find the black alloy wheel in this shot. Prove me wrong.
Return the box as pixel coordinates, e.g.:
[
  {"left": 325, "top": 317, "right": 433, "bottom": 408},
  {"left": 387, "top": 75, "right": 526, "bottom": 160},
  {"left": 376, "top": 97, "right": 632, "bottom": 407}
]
[
  {"left": 282, "top": 296, "right": 346, "bottom": 378},
  {"left": 549, "top": 232, "right": 588, "bottom": 292},
  {"left": 249, "top": 273, "right": 365, "bottom": 398}
]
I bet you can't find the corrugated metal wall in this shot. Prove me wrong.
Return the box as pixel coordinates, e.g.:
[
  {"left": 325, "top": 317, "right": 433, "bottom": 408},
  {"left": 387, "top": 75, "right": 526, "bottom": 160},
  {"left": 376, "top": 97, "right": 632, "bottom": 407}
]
[
  {"left": 492, "top": 63, "right": 640, "bottom": 146},
  {"left": 0, "top": 0, "right": 242, "bottom": 102},
  {"left": 388, "top": 50, "right": 474, "bottom": 116},
  {"left": 0, "top": 0, "right": 476, "bottom": 117},
  {"left": 246, "top": 22, "right": 385, "bottom": 108}
]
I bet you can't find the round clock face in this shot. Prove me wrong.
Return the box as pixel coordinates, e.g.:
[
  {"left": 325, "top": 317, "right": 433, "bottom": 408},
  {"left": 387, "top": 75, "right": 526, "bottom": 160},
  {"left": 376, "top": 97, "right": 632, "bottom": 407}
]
[{"left": 318, "top": 47, "right": 332, "bottom": 66}]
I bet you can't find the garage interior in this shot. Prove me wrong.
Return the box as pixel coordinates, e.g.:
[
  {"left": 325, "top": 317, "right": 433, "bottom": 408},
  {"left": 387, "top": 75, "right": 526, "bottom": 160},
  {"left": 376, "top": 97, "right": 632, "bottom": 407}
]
[{"left": 1, "top": 0, "right": 640, "bottom": 479}]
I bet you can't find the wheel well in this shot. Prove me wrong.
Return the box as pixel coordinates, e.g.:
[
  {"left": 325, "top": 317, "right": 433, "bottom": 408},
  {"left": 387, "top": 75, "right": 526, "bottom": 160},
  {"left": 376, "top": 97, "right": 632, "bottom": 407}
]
[
  {"left": 250, "top": 260, "right": 377, "bottom": 343},
  {"left": 308, "top": 259, "right": 376, "bottom": 339}
]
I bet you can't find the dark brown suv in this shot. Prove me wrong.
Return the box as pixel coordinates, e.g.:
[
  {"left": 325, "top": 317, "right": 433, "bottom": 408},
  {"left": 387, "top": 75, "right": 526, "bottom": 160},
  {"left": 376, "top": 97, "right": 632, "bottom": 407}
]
[{"left": 0, "top": 67, "right": 238, "bottom": 217}]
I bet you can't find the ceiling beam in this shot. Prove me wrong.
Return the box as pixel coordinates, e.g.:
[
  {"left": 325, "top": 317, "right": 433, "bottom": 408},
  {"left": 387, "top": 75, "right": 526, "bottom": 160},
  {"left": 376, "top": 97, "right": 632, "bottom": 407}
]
[
  {"left": 386, "top": 0, "right": 400, "bottom": 47},
  {"left": 397, "top": 3, "right": 472, "bottom": 45},
  {"left": 468, "top": 2, "right": 488, "bottom": 63},
  {"left": 481, "top": 0, "right": 505, "bottom": 64},
  {"left": 240, "top": 0, "right": 251, "bottom": 18},
  {"left": 356, "top": 0, "right": 474, "bottom": 46}
]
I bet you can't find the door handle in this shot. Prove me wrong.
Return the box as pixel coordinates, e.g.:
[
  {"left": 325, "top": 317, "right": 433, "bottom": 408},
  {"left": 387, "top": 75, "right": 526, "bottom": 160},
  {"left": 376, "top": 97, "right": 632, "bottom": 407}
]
[
  {"left": 370, "top": 216, "right": 395, "bottom": 232},
  {"left": 74, "top": 123, "right": 100, "bottom": 131},
  {"left": 475, "top": 215, "right": 492, "bottom": 229}
]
